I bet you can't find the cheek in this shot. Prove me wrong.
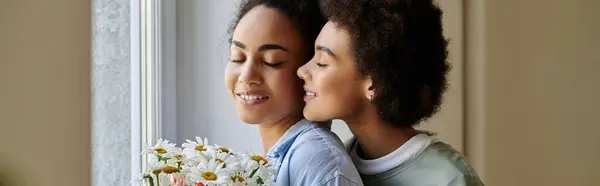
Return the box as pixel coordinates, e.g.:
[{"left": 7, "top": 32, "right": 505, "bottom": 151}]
[
  {"left": 315, "top": 70, "right": 342, "bottom": 97},
  {"left": 317, "top": 70, "right": 361, "bottom": 106},
  {"left": 321, "top": 78, "right": 346, "bottom": 103}
]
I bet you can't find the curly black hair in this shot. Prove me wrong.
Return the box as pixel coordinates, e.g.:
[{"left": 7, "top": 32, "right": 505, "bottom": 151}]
[
  {"left": 321, "top": 0, "right": 450, "bottom": 127},
  {"left": 228, "top": 0, "right": 326, "bottom": 61}
]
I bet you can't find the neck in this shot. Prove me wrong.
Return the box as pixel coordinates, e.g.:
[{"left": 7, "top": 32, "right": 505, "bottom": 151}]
[
  {"left": 258, "top": 113, "right": 303, "bottom": 154},
  {"left": 344, "top": 106, "right": 418, "bottom": 159}
]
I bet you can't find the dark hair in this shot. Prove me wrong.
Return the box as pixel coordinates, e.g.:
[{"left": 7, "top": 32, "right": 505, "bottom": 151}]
[
  {"left": 228, "top": 0, "right": 326, "bottom": 61},
  {"left": 321, "top": 0, "right": 450, "bottom": 127}
]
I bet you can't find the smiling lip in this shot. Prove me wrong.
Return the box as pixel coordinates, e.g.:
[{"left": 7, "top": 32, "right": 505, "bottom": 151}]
[
  {"left": 303, "top": 87, "right": 317, "bottom": 102},
  {"left": 235, "top": 91, "right": 270, "bottom": 106}
]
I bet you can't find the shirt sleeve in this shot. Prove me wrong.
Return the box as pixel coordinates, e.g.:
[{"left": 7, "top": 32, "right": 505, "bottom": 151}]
[{"left": 286, "top": 131, "right": 363, "bottom": 186}]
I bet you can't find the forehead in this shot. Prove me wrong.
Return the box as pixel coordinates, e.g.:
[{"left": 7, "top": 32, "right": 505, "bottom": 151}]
[
  {"left": 232, "top": 6, "right": 304, "bottom": 51},
  {"left": 316, "top": 21, "right": 353, "bottom": 58}
]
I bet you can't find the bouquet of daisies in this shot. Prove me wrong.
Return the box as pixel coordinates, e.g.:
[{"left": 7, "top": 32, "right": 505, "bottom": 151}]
[{"left": 132, "top": 137, "right": 276, "bottom": 186}]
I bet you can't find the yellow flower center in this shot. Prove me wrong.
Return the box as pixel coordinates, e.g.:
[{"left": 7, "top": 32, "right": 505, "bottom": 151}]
[
  {"left": 231, "top": 175, "right": 245, "bottom": 182},
  {"left": 162, "top": 166, "right": 181, "bottom": 174},
  {"left": 195, "top": 145, "right": 207, "bottom": 151},
  {"left": 175, "top": 154, "right": 183, "bottom": 160},
  {"left": 152, "top": 169, "right": 161, "bottom": 175},
  {"left": 252, "top": 155, "right": 268, "bottom": 165},
  {"left": 154, "top": 148, "right": 167, "bottom": 154},
  {"left": 201, "top": 172, "right": 217, "bottom": 181},
  {"left": 215, "top": 158, "right": 226, "bottom": 168},
  {"left": 218, "top": 147, "right": 230, "bottom": 153}
]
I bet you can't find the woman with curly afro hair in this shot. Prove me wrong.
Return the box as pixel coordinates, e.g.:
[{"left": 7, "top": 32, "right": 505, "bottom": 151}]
[
  {"left": 225, "top": 0, "right": 363, "bottom": 185},
  {"left": 297, "top": 0, "right": 483, "bottom": 185}
]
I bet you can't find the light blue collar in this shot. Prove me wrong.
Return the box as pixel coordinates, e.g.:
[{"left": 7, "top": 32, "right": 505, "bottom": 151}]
[
  {"left": 265, "top": 119, "right": 332, "bottom": 182},
  {"left": 266, "top": 119, "right": 332, "bottom": 159}
]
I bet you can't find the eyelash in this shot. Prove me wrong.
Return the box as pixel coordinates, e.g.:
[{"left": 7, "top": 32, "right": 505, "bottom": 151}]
[
  {"left": 229, "top": 59, "right": 244, "bottom": 63},
  {"left": 229, "top": 58, "right": 282, "bottom": 68},
  {"left": 316, "top": 62, "right": 328, "bottom": 67},
  {"left": 264, "top": 62, "right": 283, "bottom": 67}
]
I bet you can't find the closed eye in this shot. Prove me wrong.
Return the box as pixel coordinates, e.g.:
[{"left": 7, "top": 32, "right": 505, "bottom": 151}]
[
  {"left": 229, "top": 58, "right": 245, "bottom": 63},
  {"left": 264, "top": 61, "right": 283, "bottom": 67},
  {"left": 316, "top": 62, "right": 328, "bottom": 67}
]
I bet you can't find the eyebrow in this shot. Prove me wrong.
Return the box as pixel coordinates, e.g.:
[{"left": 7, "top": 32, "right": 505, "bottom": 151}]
[
  {"left": 231, "top": 40, "right": 246, "bottom": 49},
  {"left": 231, "top": 40, "right": 289, "bottom": 52},
  {"left": 316, "top": 45, "right": 336, "bottom": 58},
  {"left": 258, "top": 44, "right": 288, "bottom": 52}
]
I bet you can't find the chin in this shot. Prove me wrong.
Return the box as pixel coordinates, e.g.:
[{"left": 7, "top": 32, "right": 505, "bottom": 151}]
[
  {"left": 302, "top": 108, "right": 331, "bottom": 122},
  {"left": 236, "top": 109, "right": 263, "bottom": 124},
  {"left": 239, "top": 115, "right": 262, "bottom": 124}
]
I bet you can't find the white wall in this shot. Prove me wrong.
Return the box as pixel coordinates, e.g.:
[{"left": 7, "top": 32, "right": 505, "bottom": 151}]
[
  {"left": 176, "top": 0, "right": 264, "bottom": 151},
  {"left": 175, "top": 1, "right": 466, "bottom": 152}
]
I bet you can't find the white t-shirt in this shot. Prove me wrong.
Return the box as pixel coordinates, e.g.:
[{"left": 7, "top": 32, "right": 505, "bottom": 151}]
[
  {"left": 345, "top": 133, "right": 484, "bottom": 186},
  {"left": 348, "top": 133, "right": 439, "bottom": 175}
]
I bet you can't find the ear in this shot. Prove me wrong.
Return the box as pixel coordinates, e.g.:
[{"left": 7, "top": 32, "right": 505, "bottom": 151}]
[{"left": 363, "top": 76, "right": 375, "bottom": 101}]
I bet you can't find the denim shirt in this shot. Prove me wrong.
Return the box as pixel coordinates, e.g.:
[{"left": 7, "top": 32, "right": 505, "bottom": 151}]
[{"left": 266, "top": 119, "right": 363, "bottom": 186}]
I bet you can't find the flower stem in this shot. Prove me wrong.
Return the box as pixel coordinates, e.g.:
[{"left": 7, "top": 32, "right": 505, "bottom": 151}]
[
  {"left": 249, "top": 168, "right": 258, "bottom": 178},
  {"left": 155, "top": 173, "right": 160, "bottom": 186},
  {"left": 148, "top": 176, "right": 155, "bottom": 186}
]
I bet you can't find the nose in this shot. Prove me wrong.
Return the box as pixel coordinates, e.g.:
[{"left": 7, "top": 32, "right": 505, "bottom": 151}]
[
  {"left": 238, "top": 59, "right": 262, "bottom": 85},
  {"left": 297, "top": 61, "right": 311, "bottom": 81}
]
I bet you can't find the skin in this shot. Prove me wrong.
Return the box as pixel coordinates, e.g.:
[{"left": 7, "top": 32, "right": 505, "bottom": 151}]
[
  {"left": 298, "top": 21, "right": 418, "bottom": 159},
  {"left": 225, "top": 5, "right": 307, "bottom": 153}
]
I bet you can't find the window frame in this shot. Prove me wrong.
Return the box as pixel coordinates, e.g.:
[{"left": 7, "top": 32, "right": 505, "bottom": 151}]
[{"left": 131, "top": 0, "right": 176, "bottom": 181}]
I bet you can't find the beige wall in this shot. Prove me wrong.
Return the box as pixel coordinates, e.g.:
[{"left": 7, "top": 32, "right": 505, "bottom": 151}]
[
  {"left": 0, "top": 0, "right": 91, "bottom": 185},
  {"left": 418, "top": 0, "right": 465, "bottom": 152},
  {"left": 466, "top": 0, "right": 600, "bottom": 185}
]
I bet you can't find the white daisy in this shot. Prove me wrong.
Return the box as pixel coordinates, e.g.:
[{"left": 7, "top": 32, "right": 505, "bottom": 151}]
[
  {"left": 228, "top": 157, "right": 262, "bottom": 185},
  {"left": 182, "top": 136, "right": 211, "bottom": 154},
  {"left": 260, "top": 180, "right": 276, "bottom": 186},
  {"left": 240, "top": 150, "right": 271, "bottom": 166},
  {"left": 234, "top": 151, "right": 277, "bottom": 185},
  {"left": 181, "top": 152, "right": 204, "bottom": 169},
  {"left": 187, "top": 159, "right": 232, "bottom": 186},
  {"left": 205, "top": 150, "right": 241, "bottom": 171},
  {"left": 257, "top": 162, "right": 277, "bottom": 183},
  {"left": 170, "top": 147, "right": 183, "bottom": 159},
  {"left": 183, "top": 137, "right": 214, "bottom": 164},
  {"left": 161, "top": 164, "right": 181, "bottom": 174},
  {"left": 148, "top": 161, "right": 167, "bottom": 175},
  {"left": 145, "top": 161, "right": 172, "bottom": 185},
  {"left": 130, "top": 170, "right": 152, "bottom": 185},
  {"left": 142, "top": 138, "right": 178, "bottom": 159},
  {"left": 210, "top": 144, "right": 237, "bottom": 154},
  {"left": 166, "top": 148, "right": 187, "bottom": 167},
  {"left": 239, "top": 156, "right": 260, "bottom": 173},
  {"left": 252, "top": 165, "right": 277, "bottom": 185},
  {"left": 229, "top": 173, "right": 247, "bottom": 185}
]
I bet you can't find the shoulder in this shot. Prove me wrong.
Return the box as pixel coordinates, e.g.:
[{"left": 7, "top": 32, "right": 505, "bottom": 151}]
[
  {"left": 409, "top": 142, "right": 484, "bottom": 186},
  {"left": 288, "top": 122, "right": 347, "bottom": 162},
  {"left": 287, "top": 124, "right": 362, "bottom": 185}
]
